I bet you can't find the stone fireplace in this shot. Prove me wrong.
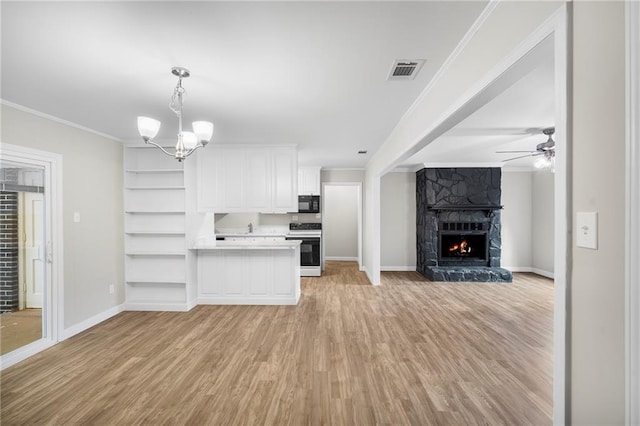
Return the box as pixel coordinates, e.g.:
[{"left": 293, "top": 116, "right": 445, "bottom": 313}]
[{"left": 416, "top": 168, "right": 512, "bottom": 282}]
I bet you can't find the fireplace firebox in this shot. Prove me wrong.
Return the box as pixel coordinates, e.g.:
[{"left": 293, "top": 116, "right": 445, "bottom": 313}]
[{"left": 438, "top": 221, "right": 489, "bottom": 267}]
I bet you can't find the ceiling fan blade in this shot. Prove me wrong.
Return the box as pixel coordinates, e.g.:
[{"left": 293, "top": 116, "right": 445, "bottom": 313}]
[
  {"left": 503, "top": 152, "right": 543, "bottom": 162},
  {"left": 496, "top": 150, "right": 537, "bottom": 154}
]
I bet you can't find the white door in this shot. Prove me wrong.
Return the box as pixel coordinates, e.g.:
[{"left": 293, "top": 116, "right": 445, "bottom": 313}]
[{"left": 23, "top": 192, "right": 44, "bottom": 309}]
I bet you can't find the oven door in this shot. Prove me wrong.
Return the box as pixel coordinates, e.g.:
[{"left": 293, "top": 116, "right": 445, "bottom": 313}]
[{"left": 286, "top": 236, "right": 320, "bottom": 266}]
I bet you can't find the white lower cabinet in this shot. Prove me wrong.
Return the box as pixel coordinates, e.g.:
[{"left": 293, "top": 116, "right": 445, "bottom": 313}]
[{"left": 196, "top": 245, "right": 300, "bottom": 305}]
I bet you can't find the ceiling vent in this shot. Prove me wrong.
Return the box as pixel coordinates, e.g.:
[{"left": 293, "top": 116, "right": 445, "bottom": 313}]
[{"left": 387, "top": 59, "right": 425, "bottom": 81}]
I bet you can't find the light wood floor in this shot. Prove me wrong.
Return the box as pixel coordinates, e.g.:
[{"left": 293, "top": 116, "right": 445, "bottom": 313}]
[
  {"left": 0, "top": 261, "right": 553, "bottom": 425},
  {"left": 0, "top": 308, "right": 42, "bottom": 355}
]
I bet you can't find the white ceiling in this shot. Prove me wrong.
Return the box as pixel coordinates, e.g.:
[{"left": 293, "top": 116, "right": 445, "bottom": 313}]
[
  {"left": 402, "top": 37, "right": 555, "bottom": 170},
  {"left": 1, "top": 1, "right": 488, "bottom": 168}
]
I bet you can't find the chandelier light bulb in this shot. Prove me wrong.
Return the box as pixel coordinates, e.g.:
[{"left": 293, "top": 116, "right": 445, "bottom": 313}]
[
  {"left": 193, "top": 121, "right": 214, "bottom": 144},
  {"left": 137, "top": 117, "right": 161, "bottom": 141},
  {"left": 182, "top": 131, "right": 198, "bottom": 150}
]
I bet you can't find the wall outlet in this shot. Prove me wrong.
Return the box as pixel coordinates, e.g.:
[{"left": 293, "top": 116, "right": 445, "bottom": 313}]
[
  {"left": 292, "top": 215, "right": 298, "bottom": 221},
  {"left": 109, "top": 284, "right": 115, "bottom": 294},
  {"left": 73, "top": 212, "right": 80, "bottom": 223}
]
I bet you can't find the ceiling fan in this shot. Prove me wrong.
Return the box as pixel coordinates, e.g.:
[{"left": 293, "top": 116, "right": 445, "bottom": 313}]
[{"left": 496, "top": 127, "right": 555, "bottom": 169}]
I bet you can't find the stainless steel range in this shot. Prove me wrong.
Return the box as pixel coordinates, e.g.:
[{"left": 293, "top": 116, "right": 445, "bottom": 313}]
[{"left": 286, "top": 223, "right": 321, "bottom": 277}]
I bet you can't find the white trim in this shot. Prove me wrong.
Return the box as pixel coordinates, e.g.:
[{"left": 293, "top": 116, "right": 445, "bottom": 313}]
[
  {"left": 123, "top": 302, "right": 194, "bottom": 312},
  {"left": 533, "top": 268, "right": 555, "bottom": 280},
  {"left": 60, "top": 304, "right": 125, "bottom": 340},
  {"left": 504, "top": 266, "right": 555, "bottom": 279},
  {"left": 0, "top": 143, "right": 64, "bottom": 370},
  {"left": 197, "top": 297, "right": 299, "bottom": 306},
  {"left": 0, "top": 339, "right": 57, "bottom": 370},
  {"left": 1, "top": 100, "right": 122, "bottom": 143},
  {"left": 626, "top": 1, "right": 640, "bottom": 424},
  {"left": 380, "top": 266, "right": 416, "bottom": 272},
  {"left": 325, "top": 256, "right": 358, "bottom": 261},
  {"left": 423, "top": 162, "right": 505, "bottom": 169},
  {"left": 321, "top": 167, "right": 365, "bottom": 172},
  {"left": 551, "top": 8, "right": 570, "bottom": 425}
]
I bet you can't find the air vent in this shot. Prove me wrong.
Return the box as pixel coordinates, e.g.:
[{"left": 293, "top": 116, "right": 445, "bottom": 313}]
[{"left": 387, "top": 59, "right": 425, "bottom": 81}]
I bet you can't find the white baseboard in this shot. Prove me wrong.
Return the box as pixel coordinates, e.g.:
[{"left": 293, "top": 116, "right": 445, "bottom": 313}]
[
  {"left": 359, "top": 265, "right": 366, "bottom": 272},
  {"left": 1, "top": 339, "right": 56, "bottom": 370},
  {"left": 531, "top": 268, "right": 555, "bottom": 279},
  {"left": 123, "top": 302, "right": 192, "bottom": 312},
  {"left": 504, "top": 266, "right": 555, "bottom": 279},
  {"left": 197, "top": 296, "right": 299, "bottom": 305},
  {"left": 381, "top": 266, "right": 417, "bottom": 271},
  {"left": 325, "top": 256, "right": 358, "bottom": 261},
  {"left": 61, "top": 304, "right": 125, "bottom": 341}
]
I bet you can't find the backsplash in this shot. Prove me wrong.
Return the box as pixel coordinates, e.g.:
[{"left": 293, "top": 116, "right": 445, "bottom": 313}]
[{"left": 214, "top": 212, "right": 321, "bottom": 233}]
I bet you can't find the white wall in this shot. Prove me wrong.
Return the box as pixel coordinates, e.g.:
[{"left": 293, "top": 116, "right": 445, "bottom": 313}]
[
  {"left": 1, "top": 104, "right": 124, "bottom": 329},
  {"left": 323, "top": 185, "right": 358, "bottom": 259},
  {"left": 532, "top": 171, "right": 554, "bottom": 274},
  {"left": 321, "top": 169, "right": 365, "bottom": 183},
  {"left": 571, "top": 2, "right": 626, "bottom": 422},
  {"left": 501, "top": 171, "right": 533, "bottom": 270},
  {"left": 380, "top": 172, "right": 415, "bottom": 270}
]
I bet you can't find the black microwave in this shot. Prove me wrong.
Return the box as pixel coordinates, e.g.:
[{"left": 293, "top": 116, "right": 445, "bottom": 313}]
[{"left": 298, "top": 195, "right": 320, "bottom": 213}]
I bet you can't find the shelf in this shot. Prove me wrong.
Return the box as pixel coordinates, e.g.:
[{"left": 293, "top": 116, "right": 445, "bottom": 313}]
[
  {"left": 126, "top": 280, "right": 186, "bottom": 285},
  {"left": 126, "top": 251, "right": 186, "bottom": 257},
  {"left": 125, "top": 211, "right": 185, "bottom": 214},
  {"left": 125, "top": 230, "right": 185, "bottom": 235},
  {"left": 125, "top": 169, "right": 184, "bottom": 174},
  {"left": 125, "top": 186, "right": 185, "bottom": 190}
]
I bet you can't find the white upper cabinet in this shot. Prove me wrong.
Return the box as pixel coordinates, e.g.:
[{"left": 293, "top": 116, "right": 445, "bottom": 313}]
[
  {"left": 272, "top": 148, "right": 298, "bottom": 213},
  {"left": 298, "top": 167, "right": 321, "bottom": 195},
  {"left": 197, "top": 145, "right": 297, "bottom": 213}
]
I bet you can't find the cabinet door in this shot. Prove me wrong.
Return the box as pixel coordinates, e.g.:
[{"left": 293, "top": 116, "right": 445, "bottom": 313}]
[
  {"left": 298, "top": 167, "right": 321, "bottom": 195},
  {"left": 222, "top": 149, "right": 244, "bottom": 212},
  {"left": 272, "top": 148, "right": 298, "bottom": 213},
  {"left": 197, "top": 147, "right": 225, "bottom": 212},
  {"left": 244, "top": 149, "right": 272, "bottom": 211}
]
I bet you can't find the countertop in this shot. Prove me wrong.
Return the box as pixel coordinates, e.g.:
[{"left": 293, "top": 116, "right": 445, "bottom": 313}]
[
  {"left": 215, "top": 232, "right": 289, "bottom": 238},
  {"left": 191, "top": 240, "right": 302, "bottom": 250}
]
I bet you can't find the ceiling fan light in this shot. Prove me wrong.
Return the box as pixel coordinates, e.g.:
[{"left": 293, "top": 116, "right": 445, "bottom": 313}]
[
  {"left": 534, "top": 156, "right": 550, "bottom": 169},
  {"left": 137, "top": 116, "right": 161, "bottom": 141},
  {"left": 182, "top": 131, "right": 198, "bottom": 150},
  {"left": 193, "top": 121, "right": 214, "bottom": 143}
]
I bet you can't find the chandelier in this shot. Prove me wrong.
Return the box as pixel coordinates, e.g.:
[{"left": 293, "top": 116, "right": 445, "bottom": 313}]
[{"left": 137, "top": 67, "right": 213, "bottom": 162}]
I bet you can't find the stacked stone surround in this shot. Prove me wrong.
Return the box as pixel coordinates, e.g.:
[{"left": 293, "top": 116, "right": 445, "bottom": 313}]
[
  {"left": 0, "top": 191, "right": 19, "bottom": 312},
  {"left": 416, "top": 168, "right": 512, "bottom": 282}
]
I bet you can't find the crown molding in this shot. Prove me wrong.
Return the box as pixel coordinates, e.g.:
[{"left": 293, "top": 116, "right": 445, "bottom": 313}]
[{"left": 1, "top": 99, "right": 122, "bottom": 142}]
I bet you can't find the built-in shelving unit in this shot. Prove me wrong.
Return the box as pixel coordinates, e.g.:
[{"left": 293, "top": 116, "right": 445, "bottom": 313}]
[{"left": 124, "top": 146, "right": 189, "bottom": 310}]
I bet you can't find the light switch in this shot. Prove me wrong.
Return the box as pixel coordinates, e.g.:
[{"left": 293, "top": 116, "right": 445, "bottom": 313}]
[
  {"left": 73, "top": 212, "right": 80, "bottom": 223},
  {"left": 576, "top": 212, "right": 597, "bottom": 249}
]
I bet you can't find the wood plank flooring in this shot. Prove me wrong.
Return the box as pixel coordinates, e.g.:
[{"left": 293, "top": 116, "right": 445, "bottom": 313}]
[
  {"left": 0, "top": 261, "right": 553, "bottom": 425},
  {"left": 0, "top": 309, "right": 42, "bottom": 355}
]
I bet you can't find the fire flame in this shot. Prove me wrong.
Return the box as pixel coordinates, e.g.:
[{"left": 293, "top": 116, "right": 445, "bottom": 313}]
[{"left": 449, "top": 239, "right": 471, "bottom": 254}]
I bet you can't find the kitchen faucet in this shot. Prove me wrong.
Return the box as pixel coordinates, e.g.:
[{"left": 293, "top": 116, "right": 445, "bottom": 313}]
[{"left": 248, "top": 223, "right": 253, "bottom": 233}]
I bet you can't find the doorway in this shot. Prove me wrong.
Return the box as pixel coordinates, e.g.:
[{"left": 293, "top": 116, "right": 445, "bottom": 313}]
[
  {"left": 1, "top": 165, "right": 45, "bottom": 355},
  {"left": 321, "top": 182, "right": 362, "bottom": 270},
  {"left": 0, "top": 143, "right": 62, "bottom": 369}
]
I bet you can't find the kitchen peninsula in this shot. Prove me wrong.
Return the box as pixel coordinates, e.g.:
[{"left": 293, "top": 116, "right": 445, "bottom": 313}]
[{"left": 191, "top": 239, "right": 301, "bottom": 305}]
